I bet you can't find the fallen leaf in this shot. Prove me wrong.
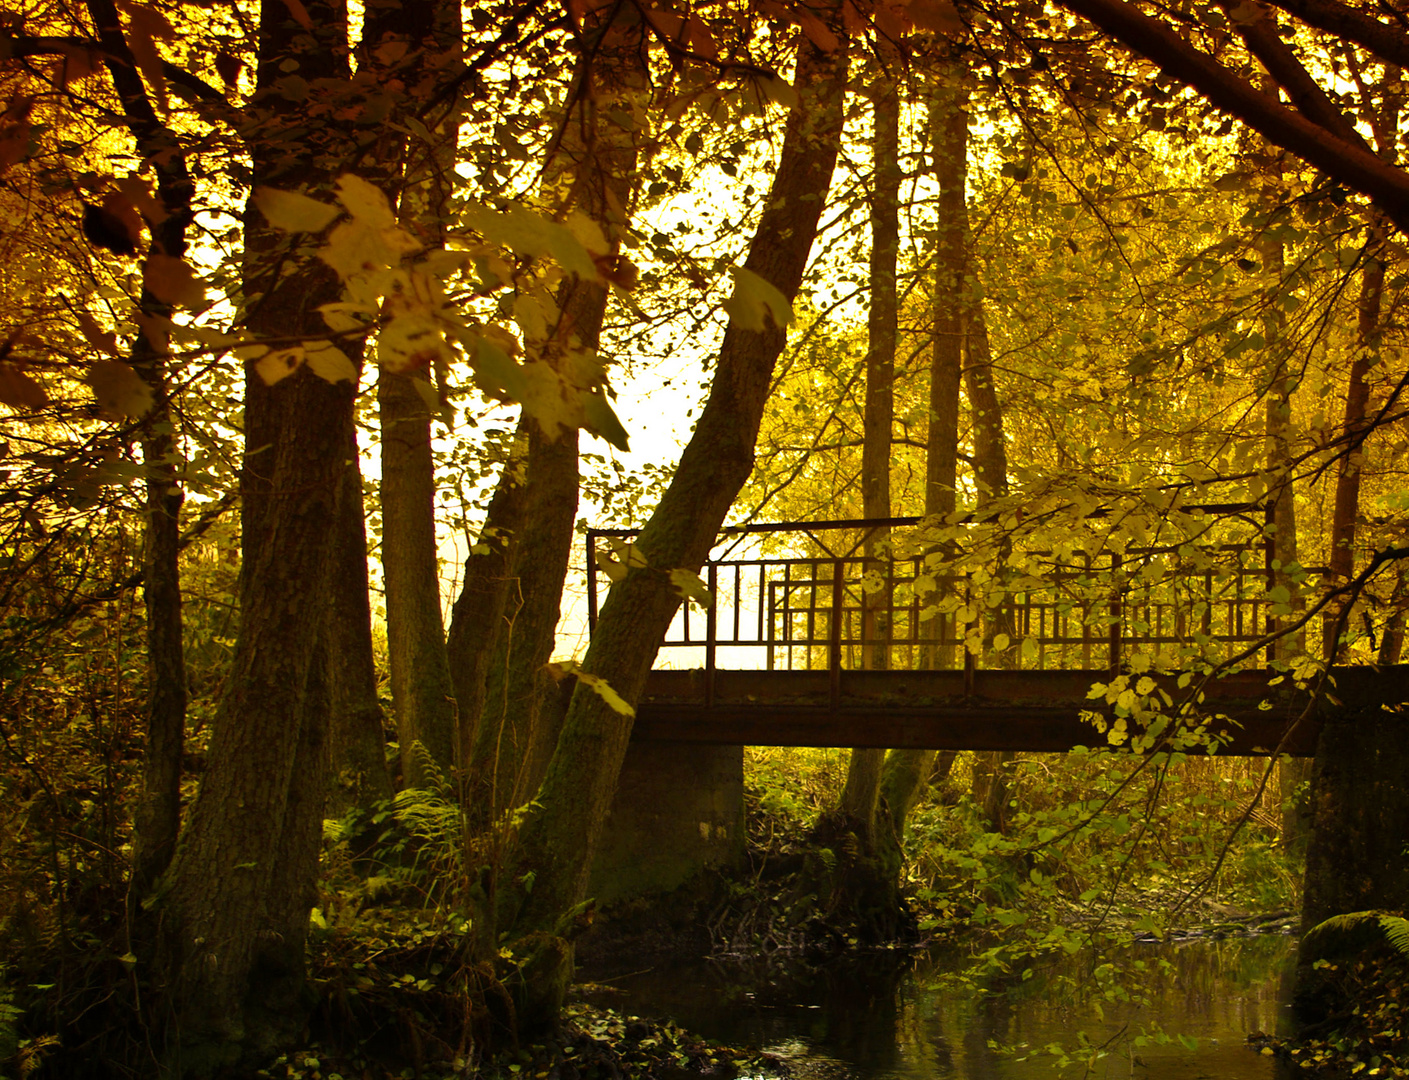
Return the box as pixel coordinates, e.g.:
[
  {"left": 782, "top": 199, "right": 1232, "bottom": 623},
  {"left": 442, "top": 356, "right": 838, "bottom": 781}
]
[{"left": 282, "top": 0, "right": 314, "bottom": 30}]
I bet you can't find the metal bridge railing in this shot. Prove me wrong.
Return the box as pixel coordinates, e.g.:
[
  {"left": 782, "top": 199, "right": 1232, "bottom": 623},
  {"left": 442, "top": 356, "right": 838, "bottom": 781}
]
[{"left": 586, "top": 503, "right": 1284, "bottom": 700}]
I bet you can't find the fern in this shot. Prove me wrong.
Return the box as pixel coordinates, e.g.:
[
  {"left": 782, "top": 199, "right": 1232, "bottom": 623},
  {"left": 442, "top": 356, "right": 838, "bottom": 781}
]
[
  {"left": 1303, "top": 910, "right": 1409, "bottom": 962},
  {"left": 1381, "top": 914, "right": 1409, "bottom": 957}
]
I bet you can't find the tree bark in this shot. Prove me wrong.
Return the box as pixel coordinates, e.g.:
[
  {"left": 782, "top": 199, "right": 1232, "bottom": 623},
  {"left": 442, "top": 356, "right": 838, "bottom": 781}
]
[
  {"left": 326, "top": 453, "right": 393, "bottom": 816},
  {"left": 880, "top": 71, "right": 969, "bottom": 836},
  {"left": 380, "top": 369, "right": 458, "bottom": 785},
  {"left": 154, "top": 0, "right": 355, "bottom": 1062},
  {"left": 497, "top": 14, "right": 849, "bottom": 971},
  {"left": 367, "top": 0, "right": 463, "bottom": 787},
  {"left": 462, "top": 3, "right": 647, "bottom": 829},
  {"left": 1323, "top": 229, "right": 1386, "bottom": 659},
  {"left": 85, "top": 0, "right": 193, "bottom": 904},
  {"left": 446, "top": 422, "right": 529, "bottom": 766},
  {"left": 839, "top": 70, "right": 901, "bottom": 833}
]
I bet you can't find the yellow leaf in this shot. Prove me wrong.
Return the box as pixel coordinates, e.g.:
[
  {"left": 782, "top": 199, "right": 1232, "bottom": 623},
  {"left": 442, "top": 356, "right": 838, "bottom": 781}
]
[
  {"left": 334, "top": 173, "right": 395, "bottom": 228},
  {"left": 0, "top": 365, "right": 47, "bottom": 410},
  {"left": 143, "top": 254, "right": 206, "bottom": 309},
  {"left": 88, "top": 360, "right": 153, "bottom": 419},
  {"left": 255, "top": 186, "right": 340, "bottom": 232},
  {"left": 722, "top": 265, "right": 793, "bottom": 331},
  {"left": 75, "top": 311, "right": 119, "bottom": 356},
  {"left": 254, "top": 346, "right": 306, "bottom": 385},
  {"left": 669, "top": 568, "right": 712, "bottom": 607},
  {"left": 304, "top": 340, "right": 357, "bottom": 383}
]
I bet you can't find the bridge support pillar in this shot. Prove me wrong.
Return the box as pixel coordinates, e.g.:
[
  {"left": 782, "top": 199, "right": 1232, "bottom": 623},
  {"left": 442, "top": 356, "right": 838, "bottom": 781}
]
[{"left": 588, "top": 741, "right": 745, "bottom": 905}]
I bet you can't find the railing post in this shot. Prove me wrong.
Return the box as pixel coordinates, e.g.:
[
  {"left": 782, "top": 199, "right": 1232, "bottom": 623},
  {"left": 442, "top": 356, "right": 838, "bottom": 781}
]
[
  {"left": 586, "top": 530, "right": 599, "bottom": 632},
  {"left": 706, "top": 562, "right": 717, "bottom": 709},
  {"left": 830, "top": 558, "right": 843, "bottom": 710}
]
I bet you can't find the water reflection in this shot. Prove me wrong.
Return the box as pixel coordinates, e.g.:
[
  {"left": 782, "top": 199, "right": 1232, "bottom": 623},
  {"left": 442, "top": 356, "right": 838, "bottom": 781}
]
[{"left": 581, "top": 933, "right": 1301, "bottom": 1079}]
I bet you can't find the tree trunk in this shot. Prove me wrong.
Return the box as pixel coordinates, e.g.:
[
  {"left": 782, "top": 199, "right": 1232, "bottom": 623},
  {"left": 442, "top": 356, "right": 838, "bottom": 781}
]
[
  {"left": 446, "top": 422, "right": 529, "bottom": 766},
  {"left": 880, "top": 70, "right": 970, "bottom": 836},
  {"left": 839, "top": 70, "right": 901, "bottom": 835},
  {"left": 495, "top": 14, "right": 848, "bottom": 1003},
  {"left": 368, "top": 0, "right": 463, "bottom": 787},
  {"left": 153, "top": 0, "right": 355, "bottom": 1063},
  {"left": 467, "top": 424, "right": 579, "bottom": 828},
  {"left": 462, "top": 3, "right": 647, "bottom": 831},
  {"left": 1322, "top": 228, "right": 1386, "bottom": 659},
  {"left": 86, "top": 0, "right": 193, "bottom": 905},
  {"left": 380, "top": 369, "right": 458, "bottom": 785},
  {"left": 327, "top": 452, "right": 393, "bottom": 816}
]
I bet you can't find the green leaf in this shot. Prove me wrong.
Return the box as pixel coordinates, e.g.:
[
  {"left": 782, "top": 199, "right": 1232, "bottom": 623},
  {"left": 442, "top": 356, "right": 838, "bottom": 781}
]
[
  {"left": 463, "top": 202, "right": 600, "bottom": 280},
  {"left": 547, "top": 660, "right": 635, "bottom": 717},
  {"left": 669, "top": 568, "right": 712, "bottom": 607},
  {"left": 304, "top": 340, "right": 357, "bottom": 383},
  {"left": 722, "top": 266, "right": 793, "bottom": 331},
  {"left": 253, "top": 186, "right": 340, "bottom": 232},
  {"left": 582, "top": 389, "right": 630, "bottom": 451}
]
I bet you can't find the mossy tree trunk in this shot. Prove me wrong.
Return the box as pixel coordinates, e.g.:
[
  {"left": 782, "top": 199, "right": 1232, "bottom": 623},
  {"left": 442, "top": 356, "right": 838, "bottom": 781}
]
[{"left": 493, "top": 16, "right": 848, "bottom": 1017}]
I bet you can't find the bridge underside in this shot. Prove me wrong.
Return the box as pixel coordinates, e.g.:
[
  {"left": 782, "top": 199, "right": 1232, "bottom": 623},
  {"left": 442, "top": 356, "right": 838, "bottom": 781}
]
[{"left": 630, "top": 666, "right": 1407, "bottom": 756}]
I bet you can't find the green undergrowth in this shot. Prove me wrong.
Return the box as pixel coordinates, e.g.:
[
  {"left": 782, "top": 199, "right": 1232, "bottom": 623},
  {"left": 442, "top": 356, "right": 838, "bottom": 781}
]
[
  {"left": 739, "top": 745, "right": 1304, "bottom": 971},
  {"left": 263, "top": 1001, "right": 784, "bottom": 1080},
  {"left": 1253, "top": 952, "right": 1409, "bottom": 1077}
]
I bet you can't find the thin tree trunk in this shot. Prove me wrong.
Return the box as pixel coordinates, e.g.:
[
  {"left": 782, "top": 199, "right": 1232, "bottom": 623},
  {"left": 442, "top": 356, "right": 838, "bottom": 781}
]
[
  {"left": 380, "top": 370, "right": 458, "bottom": 784},
  {"left": 839, "top": 71, "right": 901, "bottom": 831},
  {"left": 497, "top": 13, "right": 849, "bottom": 992},
  {"left": 446, "top": 422, "right": 529, "bottom": 766},
  {"left": 369, "top": 0, "right": 462, "bottom": 787},
  {"left": 880, "top": 71, "right": 969, "bottom": 835},
  {"left": 327, "top": 453, "right": 393, "bottom": 815},
  {"left": 1323, "top": 229, "right": 1386, "bottom": 660},
  {"left": 85, "top": 0, "right": 193, "bottom": 904}
]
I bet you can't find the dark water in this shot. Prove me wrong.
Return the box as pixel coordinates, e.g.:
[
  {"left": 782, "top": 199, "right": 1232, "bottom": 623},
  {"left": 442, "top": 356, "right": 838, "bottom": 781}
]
[{"left": 582, "top": 932, "right": 1300, "bottom": 1079}]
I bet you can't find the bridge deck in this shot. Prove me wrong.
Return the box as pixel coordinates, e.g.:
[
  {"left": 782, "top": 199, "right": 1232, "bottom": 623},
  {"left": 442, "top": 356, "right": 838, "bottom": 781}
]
[
  {"left": 631, "top": 667, "right": 1406, "bottom": 756},
  {"left": 589, "top": 514, "right": 1406, "bottom": 756}
]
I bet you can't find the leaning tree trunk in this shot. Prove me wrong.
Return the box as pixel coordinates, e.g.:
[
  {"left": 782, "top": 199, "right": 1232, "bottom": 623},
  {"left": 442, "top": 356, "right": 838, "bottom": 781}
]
[
  {"left": 463, "top": 0, "right": 648, "bottom": 832},
  {"left": 492, "top": 14, "right": 849, "bottom": 1026},
  {"left": 153, "top": 0, "right": 356, "bottom": 1064}
]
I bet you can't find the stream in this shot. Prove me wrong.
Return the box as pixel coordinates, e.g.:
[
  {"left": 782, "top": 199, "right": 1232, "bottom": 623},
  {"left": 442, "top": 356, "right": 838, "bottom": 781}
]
[{"left": 580, "top": 930, "right": 1301, "bottom": 1079}]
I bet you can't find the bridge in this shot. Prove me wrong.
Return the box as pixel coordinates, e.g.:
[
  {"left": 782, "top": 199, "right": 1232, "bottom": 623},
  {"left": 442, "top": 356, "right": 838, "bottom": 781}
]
[
  {"left": 586, "top": 506, "right": 1404, "bottom": 758},
  {"left": 583, "top": 506, "right": 1408, "bottom": 902}
]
